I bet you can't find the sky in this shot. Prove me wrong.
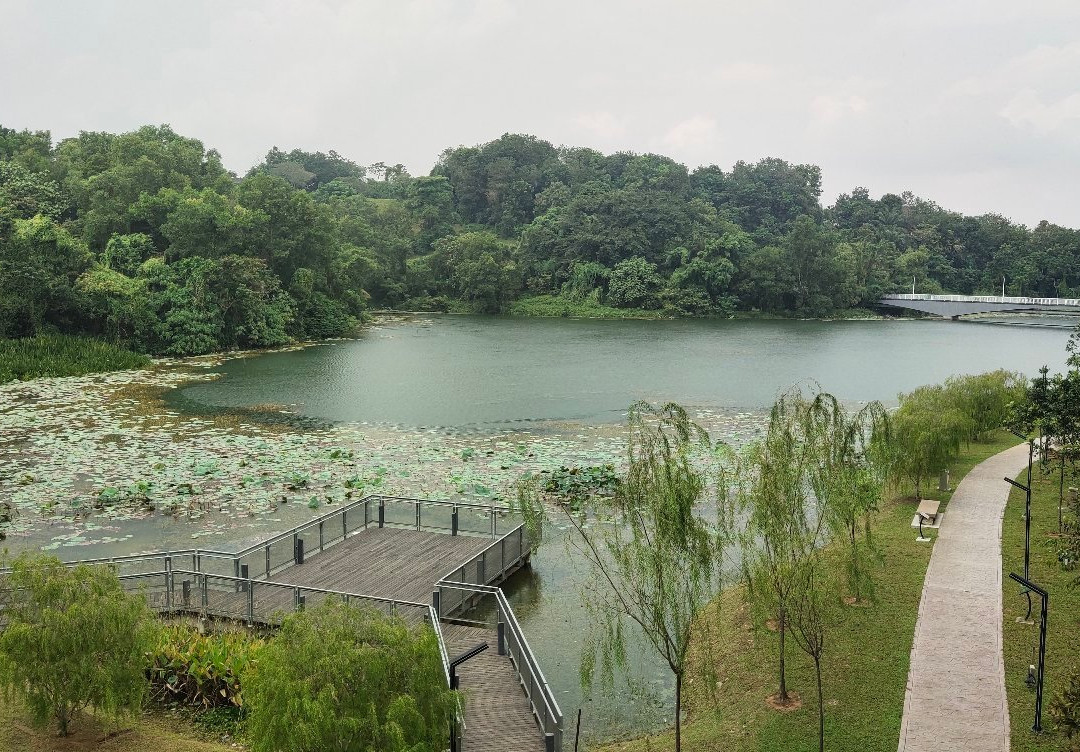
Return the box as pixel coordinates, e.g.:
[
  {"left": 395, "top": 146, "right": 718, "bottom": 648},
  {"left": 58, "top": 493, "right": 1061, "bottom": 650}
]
[{"left": 3, "top": 0, "right": 1080, "bottom": 227}]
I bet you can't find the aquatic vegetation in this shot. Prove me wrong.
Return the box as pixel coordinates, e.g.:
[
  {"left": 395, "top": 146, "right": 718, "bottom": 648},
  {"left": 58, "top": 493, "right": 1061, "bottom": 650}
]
[
  {"left": 0, "top": 334, "right": 151, "bottom": 384},
  {"left": 149, "top": 626, "right": 264, "bottom": 710}
]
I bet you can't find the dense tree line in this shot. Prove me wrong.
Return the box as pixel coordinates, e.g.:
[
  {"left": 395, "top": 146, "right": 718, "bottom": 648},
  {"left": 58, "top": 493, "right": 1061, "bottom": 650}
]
[{"left": 3, "top": 124, "right": 1078, "bottom": 355}]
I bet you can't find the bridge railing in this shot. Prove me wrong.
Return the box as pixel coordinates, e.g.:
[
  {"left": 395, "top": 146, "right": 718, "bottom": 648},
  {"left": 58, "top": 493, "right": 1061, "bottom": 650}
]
[{"left": 883, "top": 293, "right": 1080, "bottom": 307}]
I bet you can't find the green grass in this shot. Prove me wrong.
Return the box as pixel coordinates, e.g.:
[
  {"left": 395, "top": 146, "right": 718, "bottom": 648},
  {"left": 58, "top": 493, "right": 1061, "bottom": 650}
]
[
  {"left": 1003, "top": 454, "right": 1080, "bottom": 751},
  {"left": 509, "top": 294, "right": 669, "bottom": 319},
  {"left": 0, "top": 334, "right": 151, "bottom": 384},
  {"left": 0, "top": 701, "right": 233, "bottom": 752},
  {"left": 597, "top": 430, "right": 1020, "bottom": 752}
]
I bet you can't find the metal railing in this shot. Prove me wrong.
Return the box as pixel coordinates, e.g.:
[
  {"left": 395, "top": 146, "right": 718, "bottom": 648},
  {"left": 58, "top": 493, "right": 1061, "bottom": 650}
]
[
  {"left": 438, "top": 581, "right": 563, "bottom": 750},
  {"left": 434, "top": 526, "right": 562, "bottom": 750}
]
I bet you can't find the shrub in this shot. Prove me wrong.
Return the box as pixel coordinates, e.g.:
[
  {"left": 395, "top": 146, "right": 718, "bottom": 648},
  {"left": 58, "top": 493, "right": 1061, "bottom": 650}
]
[
  {"left": 243, "top": 599, "right": 456, "bottom": 752},
  {"left": 0, "top": 333, "right": 150, "bottom": 383},
  {"left": 0, "top": 552, "right": 159, "bottom": 735},
  {"left": 148, "top": 625, "right": 263, "bottom": 709},
  {"left": 1050, "top": 665, "right": 1080, "bottom": 750}
]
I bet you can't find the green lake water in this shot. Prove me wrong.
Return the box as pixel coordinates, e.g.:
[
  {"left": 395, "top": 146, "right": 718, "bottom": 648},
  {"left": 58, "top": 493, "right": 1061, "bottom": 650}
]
[{"left": 172, "top": 315, "right": 1072, "bottom": 429}]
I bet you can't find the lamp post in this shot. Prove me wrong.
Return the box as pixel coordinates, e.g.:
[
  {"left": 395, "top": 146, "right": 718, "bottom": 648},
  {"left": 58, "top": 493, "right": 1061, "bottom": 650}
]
[{"left": 1006, "top": 430, "right": 1036, "bottom": 620}]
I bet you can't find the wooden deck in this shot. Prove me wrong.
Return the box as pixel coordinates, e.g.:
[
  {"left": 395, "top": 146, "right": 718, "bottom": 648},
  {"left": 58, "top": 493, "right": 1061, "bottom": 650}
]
[
  {"left": 444, "top": 624, "right": 545, "bottom": 752},
  {"left": 270, "top": 526, "right": 489, "bottom": 602}
]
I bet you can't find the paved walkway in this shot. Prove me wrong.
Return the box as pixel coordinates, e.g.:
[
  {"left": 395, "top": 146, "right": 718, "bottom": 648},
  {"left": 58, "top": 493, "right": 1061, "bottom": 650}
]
[{"left": 898, "top": 443, "right": 1029, "bottom": 752}]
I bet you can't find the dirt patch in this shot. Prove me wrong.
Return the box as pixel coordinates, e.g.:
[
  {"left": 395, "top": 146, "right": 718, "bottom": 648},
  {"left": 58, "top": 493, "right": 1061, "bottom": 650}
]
[
  {"left": 764, "top": 618, "right": 779, "bottom": 632},
  {"left": 843, "top": 596, "right": 871, "bottom": 607},
  {"left": 765, "top": 691, "right": 802, "bottom": 711}
]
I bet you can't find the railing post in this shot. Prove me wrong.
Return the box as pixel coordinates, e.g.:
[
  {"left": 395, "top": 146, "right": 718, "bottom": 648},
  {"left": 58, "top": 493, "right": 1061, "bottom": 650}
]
[
  {"left": 452, "top": 507, "right": 459, "bottom": 536},
  {"left": 164, "top": 555, "right": 173, "bottom": 611},
  {"left": 182, "top": 579, "right": 191, "bottom": 608},
  {"left": 201, "top": 574, "right": 208, "bottom": 609},
  {"left": 497, "top": 621, "right": 505, "bottom": 655},
  {"left": 319, "top": 521, "right": 324, "bottom": 551},
  {"left": 247, "top": 582, "right": 254, "bottom": 626},
  {"left": 477, "top": 556, "right": 485, "bottom": 585},
  {"left": 240, "top": 564, "right": 249, "bottom": 592},
  {"left": 342, "top": 509, "right": 348, "bottom": 539},
  {"left": 432, "top": 589, "right": 441, "bottom": 618},
  {"left": 379, "top": 500, "right": 385, "bottom": 528},
  {"left": 295, "top": 537, "right": 305, "bottom": 565},
  {"left": 490, "top": 507, "right": 496, "bottom": 539},
  {"left": 233, "top": 557, "right": 240, "bottom": 593},
  {"left": 416, "top": 502, "right": 421, "bottom": 531},
  {"left": 545, "top": 732, "right": 555, "bottom": 752},
  {"left": 293, "top": 586, "right": 300, "bottom": 611}
]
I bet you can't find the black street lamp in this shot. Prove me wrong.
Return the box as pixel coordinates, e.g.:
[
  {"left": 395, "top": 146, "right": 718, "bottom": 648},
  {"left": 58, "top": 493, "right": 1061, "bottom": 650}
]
[{"left": 1005, "top": 430, "right": 1036, "bottom": 620}]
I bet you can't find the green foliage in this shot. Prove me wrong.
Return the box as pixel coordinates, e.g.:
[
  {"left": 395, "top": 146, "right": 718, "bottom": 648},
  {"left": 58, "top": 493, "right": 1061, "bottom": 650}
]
[
  {"left": 562, "top": 401, "right": 728, "bottom": 752},
  {"left": 1050, "top": 666, "right": 1080, "bottom": 750},
  {"left": 0, "top": 334, "right": 150, "bottom": 383},
  {"left": 889, "top": 384, "right": 973, "bottom": 499},
  {"left": 148, "top": 626, "right": 263, "bottom": 709},
  {"left": 242, "top": 599, "right": 456, "bottom": 752},
  {"left": 0, "top": 552, "right": 159, "bottom": 736},
  {"left": 6, "top": 120, "right": 1080, "bottom": 358},
  {"left": 539, "top": 463, "right": 619, "bottom": 507}
]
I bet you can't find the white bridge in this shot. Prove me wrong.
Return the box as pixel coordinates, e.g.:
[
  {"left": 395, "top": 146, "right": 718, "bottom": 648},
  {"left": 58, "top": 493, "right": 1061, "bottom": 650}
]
[{"left": 880, "top": 294, "right": 1080, "bottom": 319}]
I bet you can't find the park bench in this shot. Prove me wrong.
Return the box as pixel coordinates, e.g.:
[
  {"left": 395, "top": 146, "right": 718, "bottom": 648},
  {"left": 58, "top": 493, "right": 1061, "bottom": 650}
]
[{"left": 915, "top": 499, "right": 941, "bottom": 540}]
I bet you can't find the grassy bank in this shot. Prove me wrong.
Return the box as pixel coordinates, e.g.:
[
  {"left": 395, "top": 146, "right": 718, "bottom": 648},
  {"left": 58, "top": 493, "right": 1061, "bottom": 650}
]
[
  {"left": 509, "top": 295, "right": 670, "bottom": 319},
  {"left": 597, "top": 430, "right": 1019, "bottom": 752},
  {"left": 0, "top": 702, "right": 234, "bottom": 752},
  {"left": 0, "top": 335, "right": 151, "bottom": 384},
  {"left": 1003, "top": 454, "right": 1080, "bottom": 751}
]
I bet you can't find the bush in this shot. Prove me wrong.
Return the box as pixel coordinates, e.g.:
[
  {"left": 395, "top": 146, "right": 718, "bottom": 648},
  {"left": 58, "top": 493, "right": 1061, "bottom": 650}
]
[
  {"left": 0, "top": 552, "right": 159, "bottom": 735},
  {"left": 1050, "top": 665, "right": 1080, "bottom": 750},
  {"left": 148, "top": 625, "right": 263, "bottom": 709},
  {"left": 243, "top": 600, "right": 456, "bottom": 752}
]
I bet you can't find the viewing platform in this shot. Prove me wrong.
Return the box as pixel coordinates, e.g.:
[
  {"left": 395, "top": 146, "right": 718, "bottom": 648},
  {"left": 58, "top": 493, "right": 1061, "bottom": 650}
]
[{"left": 0, "top": 495, "right": 562, "bottom": 751}]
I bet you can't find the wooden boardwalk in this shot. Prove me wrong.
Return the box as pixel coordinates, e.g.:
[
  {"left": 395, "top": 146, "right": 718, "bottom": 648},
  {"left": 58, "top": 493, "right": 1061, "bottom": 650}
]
[
  {"left": 269, "top": 527, "right": 489, "bottom": 602},
  {"left": 444, "top": 624, "right": 545, "bottom": 752}
]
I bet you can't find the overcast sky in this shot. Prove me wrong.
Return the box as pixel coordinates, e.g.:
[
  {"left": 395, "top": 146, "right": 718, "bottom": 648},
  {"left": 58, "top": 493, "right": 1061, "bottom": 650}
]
[{"left": 3, "top": 0, "right": 1079, "bottom": 227}]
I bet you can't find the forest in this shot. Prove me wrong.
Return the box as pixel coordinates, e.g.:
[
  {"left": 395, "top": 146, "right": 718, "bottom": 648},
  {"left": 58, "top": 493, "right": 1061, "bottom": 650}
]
[{"left": 3, "top": 123, "right": 1079, "bottom": 355}]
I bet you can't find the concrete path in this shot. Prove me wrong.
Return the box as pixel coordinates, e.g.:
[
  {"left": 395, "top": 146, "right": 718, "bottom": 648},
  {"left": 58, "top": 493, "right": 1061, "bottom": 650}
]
[{"left": 898, "top": 443, "right": 1030, "bottom": 752}]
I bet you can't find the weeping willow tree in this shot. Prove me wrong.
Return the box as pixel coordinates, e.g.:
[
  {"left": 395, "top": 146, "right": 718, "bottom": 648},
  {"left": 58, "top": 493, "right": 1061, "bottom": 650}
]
[
  {"left": 560, "top": 401, "right": 729, "bottom": 752},
  {"left": 803, "top": 393, "right": 890, "bottom": 603},
  {"left": 728, "top": 387, "right": 889, "bottom": 708}
]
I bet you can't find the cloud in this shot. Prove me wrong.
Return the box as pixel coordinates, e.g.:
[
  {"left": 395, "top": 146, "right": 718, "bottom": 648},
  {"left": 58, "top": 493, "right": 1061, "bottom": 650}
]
[
  {"left": 574, "top": 112, "right": 627, "bottom": 141},
  {"left": 1000, "top": 90, "right": 1080, "bottom": 135},
  {"left": 661, "top": 116, "right": 720, "bottom": 152},
  {"left": 810, "top": 94, "right": 869, "bottom": 125}
]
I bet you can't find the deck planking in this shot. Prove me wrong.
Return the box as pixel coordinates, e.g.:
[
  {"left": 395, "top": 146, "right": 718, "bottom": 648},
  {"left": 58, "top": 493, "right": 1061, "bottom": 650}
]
[
  {"left": 444, "top": 624, "right": 545, "bottom": 752},
  {"left": 270, "top": 526, "right": 489, "bottom": 603}
]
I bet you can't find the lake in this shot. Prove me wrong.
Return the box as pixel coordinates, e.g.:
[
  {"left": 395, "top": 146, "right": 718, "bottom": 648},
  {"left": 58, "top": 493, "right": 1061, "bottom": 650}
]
[{"left": 171, "top": 315, "right": 1072, "bottom": 429}]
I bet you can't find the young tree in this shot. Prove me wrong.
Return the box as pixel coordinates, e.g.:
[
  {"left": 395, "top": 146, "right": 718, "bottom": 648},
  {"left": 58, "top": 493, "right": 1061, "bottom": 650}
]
[
  {"left": 787, "top": 556, "right": 838, "bottom": 752},
  {"left": 243, "top": 599, "right": 456, "bottom": 752},
  {"left": 561, "top": 401, "right": 728, "bottom": 752},
  {"left": 0, "top": 552, "right": 158, "bottom": 735}
]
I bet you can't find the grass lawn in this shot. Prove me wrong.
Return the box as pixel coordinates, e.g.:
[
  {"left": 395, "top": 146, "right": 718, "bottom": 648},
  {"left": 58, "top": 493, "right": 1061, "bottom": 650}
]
[
  {"left": 597, "top": 430, "right": 1020, "bottom": 752},
  {"left": 0, "top": 334, "right": 150, "bottom": 384},
  {"left": 0, "top": 701, "right": 236, "bottom": 752},
  {"left": 1003, "top": 452, "right": 1080, "bottom": 751}
]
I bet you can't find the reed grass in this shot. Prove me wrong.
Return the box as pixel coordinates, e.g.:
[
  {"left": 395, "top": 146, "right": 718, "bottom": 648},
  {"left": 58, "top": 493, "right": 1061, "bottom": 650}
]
[{"left": 0, "top": 335, "right": 150, "bottom": 384}]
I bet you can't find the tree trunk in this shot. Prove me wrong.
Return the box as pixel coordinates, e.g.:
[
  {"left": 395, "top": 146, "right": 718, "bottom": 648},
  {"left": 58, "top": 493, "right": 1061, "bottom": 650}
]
[
  {"left": 914, "top": 476, "right": 921, "bottom": 500},
  {"left": 814, "top": 655, "right": 824, "bottom": 752},
  {"left": 1060, "top": 454, "right": 1065, "bottom": 533},
  {"left": 674, "top": 670, "right": 683, "bottom": 752},
  {"left": 779, "top": 607, "right": 788, "bottom": 701}
]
